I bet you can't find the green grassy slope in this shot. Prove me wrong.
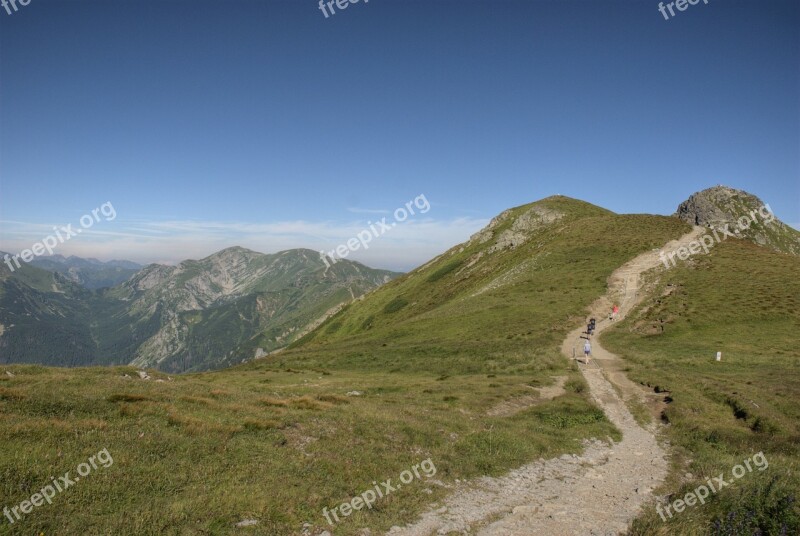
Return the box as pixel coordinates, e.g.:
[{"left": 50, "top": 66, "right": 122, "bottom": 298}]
[
  {"left": 283, "top": 196, "right": 691, "bottom": 376},
  {"left": 602, "top": 239, "right": 800, "bottom": 534}
]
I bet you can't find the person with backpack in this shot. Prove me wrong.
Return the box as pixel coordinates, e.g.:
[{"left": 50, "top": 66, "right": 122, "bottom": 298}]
[
  {"left": 612, "top": 304, "right": 619, "bottom": 321},
  {"left": 583, "top": 340, "right": 592, "bottom": 364}
]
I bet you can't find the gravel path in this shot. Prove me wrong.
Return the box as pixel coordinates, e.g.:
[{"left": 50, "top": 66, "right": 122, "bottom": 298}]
[{"left": 386, "top": 227, "right": 705, "bottom": 536}]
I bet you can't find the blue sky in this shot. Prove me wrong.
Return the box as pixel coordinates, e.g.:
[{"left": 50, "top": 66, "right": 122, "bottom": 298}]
[{"left": 1, "top": 0, "right": 798, "bottom": 271}]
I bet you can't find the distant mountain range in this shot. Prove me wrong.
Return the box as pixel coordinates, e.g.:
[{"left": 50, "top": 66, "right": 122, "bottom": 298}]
[
  {"left": 0, "top": 247, "right": 399, "bottom": 371},
  {"left": 29, "top": 255, "right": 143, "bottom": 289}
]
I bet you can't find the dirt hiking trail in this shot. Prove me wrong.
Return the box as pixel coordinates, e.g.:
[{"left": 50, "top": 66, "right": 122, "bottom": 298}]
[{"left": 387, "top": 227, "right": 705, "bottom": 536}]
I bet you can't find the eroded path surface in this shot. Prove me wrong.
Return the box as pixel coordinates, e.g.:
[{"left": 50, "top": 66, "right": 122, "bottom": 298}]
[{"left": 387, "top": 227, "right": 705, "bottom": 536}]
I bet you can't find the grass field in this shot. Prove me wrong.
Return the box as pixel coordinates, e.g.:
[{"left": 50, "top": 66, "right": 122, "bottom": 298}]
[
  {"left": 602, "top": 239, "right": 800, "bottom": 534},
  {"left": 0, "top": 364, "right": 615, "bottom": 535}
]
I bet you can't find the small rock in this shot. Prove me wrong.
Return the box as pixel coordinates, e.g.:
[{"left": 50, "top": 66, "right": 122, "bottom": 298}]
[
  {"left": 5, "top": 370, "right": 14, "bottom": 377},
  {"left": 235, "top": 519, "right": 259, "bottom": 527},
  {"left": 155, "top": 379, "right": 165, "bottom": 383},
  {"left": 137, "top": 371, "right": 151, "bottom": 380},
  {"left": 346, "top": 391, "right": 363, "bottom": 396},
  {"left": 319, "top": 531, "right": 332, "bottom": 536}
]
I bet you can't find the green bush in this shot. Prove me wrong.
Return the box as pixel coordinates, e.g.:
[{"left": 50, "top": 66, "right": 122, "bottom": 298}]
[
  {"left": 426, "top": 260, "right": 462, "bottom": 282},
  {"left": 383, "top": 297, "right": 408, "bottom": 314}
]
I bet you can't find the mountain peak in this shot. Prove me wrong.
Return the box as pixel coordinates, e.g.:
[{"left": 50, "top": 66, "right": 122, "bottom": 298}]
[
  {"left": 204, "top": 246, "right": 260, "bottom": 259},
  {"left": 468, "top": 195, "right": 611, "bottom": 252},
  {"left": 675, "top": 185, "right": 800, "bottom": 255},
  {"left": 675, "top": 185, "right": 757, "bottom": 227}
]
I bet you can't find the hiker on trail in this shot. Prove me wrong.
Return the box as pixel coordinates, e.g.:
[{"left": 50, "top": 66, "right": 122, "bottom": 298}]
[
  {"left": 583, "top": 340, "right": 591, "bottom": 363},
  {"left": 612, "top": 304, "right": 619, "bottom": 321}
]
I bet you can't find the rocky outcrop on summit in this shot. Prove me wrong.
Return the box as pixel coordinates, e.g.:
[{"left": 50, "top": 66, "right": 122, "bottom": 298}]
[
  {"left": 469, "top": 204, "right": 564, "bottom": 253},
  {"left": 675, "top": 185, "right": 800, "bottom": 255},
  {"left": 675, "top": 185, "right": 758, "bottom": 227}
]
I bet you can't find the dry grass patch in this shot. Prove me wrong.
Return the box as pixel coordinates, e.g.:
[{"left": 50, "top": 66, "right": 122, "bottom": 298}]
[
  {"left": 259, "top": 396, "right": 289, "bottom": 407},
  {"left": 166, "top": 408, "right": 241, "bottom": 436},
  {"left": 242, "top": 418, "right": 281, "bottom": 431},
  {"left": 0, "top": 387, "right": 25, "bottom": 400},
  {"left": 290, "top": 396, "right": 332, "bottom": 410},
  {"left": 315, "top": 394, "right": 349, "bottom": 405},
  {"left": 5, "top": 416, "right": 108, "bottom": 436}
]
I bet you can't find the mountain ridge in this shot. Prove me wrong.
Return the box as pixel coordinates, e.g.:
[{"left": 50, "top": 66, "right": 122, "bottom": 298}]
[
  {"left": 1, "top": 247, "right": 400, "bottom": 371},
  {"left": 2, "top": 187, "right": 795, "bottom": 373}
]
